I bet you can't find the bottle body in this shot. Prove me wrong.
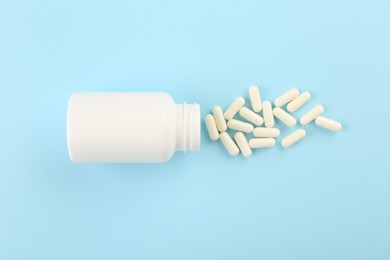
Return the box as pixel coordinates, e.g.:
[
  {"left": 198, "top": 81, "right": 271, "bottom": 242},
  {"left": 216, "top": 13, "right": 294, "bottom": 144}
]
[{"left": 67, "top": 92, "right": 200, "bottom": 163}]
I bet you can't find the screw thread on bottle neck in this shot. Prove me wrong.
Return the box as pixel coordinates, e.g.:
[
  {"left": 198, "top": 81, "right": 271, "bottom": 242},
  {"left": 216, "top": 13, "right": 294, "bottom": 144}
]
[{"left": 175, "top": 103, "right": 201, "bottom": 152}]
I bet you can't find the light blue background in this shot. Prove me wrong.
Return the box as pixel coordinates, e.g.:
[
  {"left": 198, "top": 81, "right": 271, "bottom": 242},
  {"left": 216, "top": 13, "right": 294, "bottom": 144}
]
[{"left": 0, "top": 0, "right": 389, "bottom": 259}]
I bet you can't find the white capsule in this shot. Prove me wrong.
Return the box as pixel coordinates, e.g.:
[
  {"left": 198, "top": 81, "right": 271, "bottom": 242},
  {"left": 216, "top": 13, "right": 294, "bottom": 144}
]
[
  {"left": 239, "top": 107, "right": 264, "bottom": 126},
  {"left": 234, "top": 132, "right": 252, "bottom": 157},
  {"left": 262, "top": 101, "right": 274, "bottom": 128},
  {"left": 224, "top": 97, "right": 245, "bottom": 120},
  {"left": 287, "top": 91, "right": 311, "bottom": 112},
  {"left": 253, "top": 127, "right": 280, "bottom": 138},
  {"left": 273, "top": 107, "right": 297, "bottom": 127},
  {"left": 205, "top": 114, "right": 219, "bottom": 141},
  {"left": 274, "top": 88, "right": 299, "bottom": 107},
  {"left": 249, "top": 85, "right": 262, "bottom": 112},
  {"left": 212, "top": 106, "right": 227, "bottom": 132},
  {"left": 249, "top": 138, "right": 276, "bottom": 148},
  {"left": 220, "top": 132, "right": 239, "bottom": 156},
  {"left": 281, "top": 129, "right": 306, "bottom": 148},
  {"left": 227, "top": 119, "right": 254, "bottom": 133},
  {"left": 315, "top": 116, "right": 342, "bottom": 132},
  {"left": 300, "top": 105, "right": 324, "bottom": 125}
]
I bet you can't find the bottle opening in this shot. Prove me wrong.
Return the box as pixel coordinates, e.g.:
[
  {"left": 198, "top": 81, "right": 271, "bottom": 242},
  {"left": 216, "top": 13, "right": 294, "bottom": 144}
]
[{"left": 176, "top": 103, "right": 201, "bottom": 152}]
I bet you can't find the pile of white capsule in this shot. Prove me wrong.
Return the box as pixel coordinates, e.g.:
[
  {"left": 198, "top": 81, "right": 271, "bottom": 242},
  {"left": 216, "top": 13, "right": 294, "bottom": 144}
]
[{"left": 205, "top": 86, "right": 342, "bottom": 157}]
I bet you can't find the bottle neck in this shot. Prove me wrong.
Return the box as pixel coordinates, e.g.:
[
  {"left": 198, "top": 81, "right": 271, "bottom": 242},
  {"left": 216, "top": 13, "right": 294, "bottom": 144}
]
[{"left": 175, "top": 103, "right": 201, "bottom": 152}]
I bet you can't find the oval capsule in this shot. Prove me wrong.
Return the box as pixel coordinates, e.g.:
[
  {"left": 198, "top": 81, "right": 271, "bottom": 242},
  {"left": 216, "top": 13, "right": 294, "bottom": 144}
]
[
  {"left": 239, "top": 107, "right": 264, "bottom": 126},
  {"left": 220, "top": 132, "right": 239, "bottom": 156},
  {"left": 262, "top": 101, "right": 274, "bottom": 128},
  {"left": 234, "top": 132, "right": 252, "bottom": 157},
  {"left": 300, "top": 105, "right": 324, "bottom": 125},
  {"left": 227, "top": 119, "right": 254, "bottom": 133},
  {"left": 287, "top": 91, "right": 311, "bottom": 112},
  {"left": 212, "top": 106, "right": 227, "bottom": 132},
  {"left": 224, "top": 97, "right": 245, "bottom": 120},
  {"left": 249, "top": 85, "right": 262, "bottom": 112},
  {"left": 273, "top": 107, "right": 296, "bottom": 127},
  {"left": 315, "top": 116, "right": 342, "bottom": 132},
  {"left": 274, "top": 88, "right": 299, "bottom": 107},
  {"left": 253, "top": 127, "right": 280, "bottom": 138},
  {"left": 205, "top": 114, "right": 219, "bottom": 141},
  {"left": 249, "top": 138, "right": 276, "bottom": 148},
  {"left": 281, "top": 129, "right": 306, "bottom": 148}
]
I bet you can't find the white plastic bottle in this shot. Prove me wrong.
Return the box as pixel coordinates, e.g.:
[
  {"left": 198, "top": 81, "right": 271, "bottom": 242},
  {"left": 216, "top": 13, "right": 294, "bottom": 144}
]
[{"left": 67, "top": 92, "right": 201, "bottom": 163}]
